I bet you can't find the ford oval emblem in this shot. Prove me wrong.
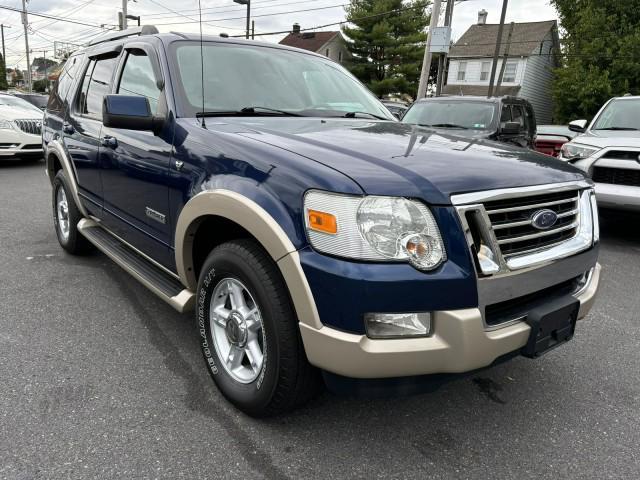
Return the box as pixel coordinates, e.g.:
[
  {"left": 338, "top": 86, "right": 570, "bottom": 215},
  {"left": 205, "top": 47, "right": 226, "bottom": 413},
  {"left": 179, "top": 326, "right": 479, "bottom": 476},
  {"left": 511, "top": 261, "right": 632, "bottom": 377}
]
[{"left": 531, "top": 209, "right": 558, "bottom": 230}]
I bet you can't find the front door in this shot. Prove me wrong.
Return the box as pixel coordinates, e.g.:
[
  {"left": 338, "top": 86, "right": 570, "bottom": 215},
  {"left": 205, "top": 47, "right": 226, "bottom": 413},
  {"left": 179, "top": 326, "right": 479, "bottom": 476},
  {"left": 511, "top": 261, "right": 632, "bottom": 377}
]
[
  {"left": 99, "top": 47, "right": 174, "bottom": 268},
  {"left": 65, "top": 55, "right": 118, "bottom": 216}
]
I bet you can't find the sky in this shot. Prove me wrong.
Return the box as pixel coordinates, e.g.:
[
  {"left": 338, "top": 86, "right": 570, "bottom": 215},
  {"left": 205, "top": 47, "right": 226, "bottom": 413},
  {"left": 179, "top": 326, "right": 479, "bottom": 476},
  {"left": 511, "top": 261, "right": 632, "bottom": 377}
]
[{"left": 0, "top": 0, "right": 558, "bottom": 70}]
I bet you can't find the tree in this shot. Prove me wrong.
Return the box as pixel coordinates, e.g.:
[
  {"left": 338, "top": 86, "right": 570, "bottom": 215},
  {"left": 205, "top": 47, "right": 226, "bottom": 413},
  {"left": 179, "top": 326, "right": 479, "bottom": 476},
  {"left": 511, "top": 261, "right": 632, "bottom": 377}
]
[
  {"left": 33, "top": 79, "right": 48, "bottom": 93},
  {"left": 0, "top": 54, "right": 7, "bottom": 90},
  {"left": 551, "top": 0, "right": 640, "bottom": 122},
  {"left": 342, "top": 0, "right": 431, "bottom": 99}
]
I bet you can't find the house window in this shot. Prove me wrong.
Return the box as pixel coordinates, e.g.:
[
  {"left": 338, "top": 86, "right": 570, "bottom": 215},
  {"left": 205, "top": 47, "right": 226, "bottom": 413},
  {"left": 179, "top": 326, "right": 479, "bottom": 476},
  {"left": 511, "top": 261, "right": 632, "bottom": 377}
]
[
  {"left": 338, "top": 51, "right": 342, "bottom": 63},
  {"left": 457, "top": 62, "right": 467, "bottom": 81},
  {"left": 480, "top": 61, "right": 491, "bottom": 81},
  {"left": 325, "top": 48, "right": 330, "bottom": 58},
  {"left": 502, "top": 60, "right": 517, "bottom": 83}
]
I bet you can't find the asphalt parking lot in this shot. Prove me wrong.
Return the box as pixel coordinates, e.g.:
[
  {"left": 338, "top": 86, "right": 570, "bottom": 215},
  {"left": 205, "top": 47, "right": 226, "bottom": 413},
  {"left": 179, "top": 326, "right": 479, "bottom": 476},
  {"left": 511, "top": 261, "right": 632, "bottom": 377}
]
[{"left": 1, "top": 159, "right": 639, "bottom": 479}]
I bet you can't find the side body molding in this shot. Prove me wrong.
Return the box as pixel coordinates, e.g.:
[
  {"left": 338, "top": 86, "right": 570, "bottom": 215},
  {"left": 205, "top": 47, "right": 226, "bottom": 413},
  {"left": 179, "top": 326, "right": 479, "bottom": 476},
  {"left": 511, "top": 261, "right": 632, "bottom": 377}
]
[
  {"left": 45, "top": 140, "right": 88, "bottom": 217},
  {"left": 174, "top": 190, "right": 322, "bottom": 329}
]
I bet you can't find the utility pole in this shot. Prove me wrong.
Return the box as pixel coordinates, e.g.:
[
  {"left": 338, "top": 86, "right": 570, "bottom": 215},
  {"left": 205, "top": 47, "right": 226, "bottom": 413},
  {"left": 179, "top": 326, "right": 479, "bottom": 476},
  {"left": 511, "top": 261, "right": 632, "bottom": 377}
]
[
  {"left": 233, "top": 0, "right": 251, "bottom": 39},
  {"left": 21, "top": 0, "right": 31, "bottom": 93},
  {"left": 417, "top": 0, "right": 442, "bottom": 99},
  {"left": 1, "top": 24, "right": 10, "bottom": 75},
  {"left": 487, "top": 0, "right": 509, "bottom": 98},
  {"left": 494, "top": 22, "right": 515, "bottom": 93},
  {"left": 435, "top": 0, "right": 455, "bottom": 96},
  {"left": 122, "top": 0, "right": 128, "bottom": 30},
  {"left": 251, "top": 20, "right": 255, "bottom": 40}
]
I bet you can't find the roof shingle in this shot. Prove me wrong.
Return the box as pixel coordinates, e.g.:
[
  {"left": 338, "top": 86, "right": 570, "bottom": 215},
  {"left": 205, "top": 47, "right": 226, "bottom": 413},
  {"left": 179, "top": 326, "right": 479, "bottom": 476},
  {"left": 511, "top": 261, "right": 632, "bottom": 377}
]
[
  {"left": 449, "top": 20, "right": 557, "bottom": 58},
  {"left": 278, "top": 31, "right": 340, "bottom": 53}
]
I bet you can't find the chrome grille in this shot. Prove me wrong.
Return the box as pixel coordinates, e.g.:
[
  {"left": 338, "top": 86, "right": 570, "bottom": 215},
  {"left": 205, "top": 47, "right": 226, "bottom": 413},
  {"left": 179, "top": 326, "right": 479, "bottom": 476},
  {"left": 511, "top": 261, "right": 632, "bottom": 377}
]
[
  {"left": 14, "top": 119, "right": 42, "bottom": 136},
  {"left": 483, "top": 190, "right": 580, "bottom": 257}
]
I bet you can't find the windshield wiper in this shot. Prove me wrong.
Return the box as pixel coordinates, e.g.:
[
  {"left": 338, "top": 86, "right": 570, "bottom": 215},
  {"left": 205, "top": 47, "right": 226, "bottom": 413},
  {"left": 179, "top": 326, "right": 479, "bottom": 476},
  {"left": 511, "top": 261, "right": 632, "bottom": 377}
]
[
  {"left": 343, "top": 111, "right": 388, "bottom": 120},
  {"left": 421, "top": 123, "right": 469, "bottom": 129},
  {"left": 593, "top": 126, "right": 639, "bottom": 131},
  {"left": 196, "top": 106, "right": 302, "bottom": 117}
]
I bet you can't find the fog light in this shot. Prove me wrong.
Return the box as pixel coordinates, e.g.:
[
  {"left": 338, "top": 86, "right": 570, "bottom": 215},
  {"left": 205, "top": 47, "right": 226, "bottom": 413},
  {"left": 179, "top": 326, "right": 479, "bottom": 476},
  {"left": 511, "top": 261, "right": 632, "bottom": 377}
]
[{"left": 365, "top": 312, "right": 432, "bottom": 338}]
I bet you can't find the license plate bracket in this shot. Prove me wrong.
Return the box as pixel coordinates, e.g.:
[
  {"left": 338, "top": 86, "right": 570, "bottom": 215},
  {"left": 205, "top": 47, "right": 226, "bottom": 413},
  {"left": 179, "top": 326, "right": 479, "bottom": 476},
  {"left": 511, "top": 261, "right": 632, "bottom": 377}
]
[{"left": 521, "top": 296, "right": 579, "bottom": 358}]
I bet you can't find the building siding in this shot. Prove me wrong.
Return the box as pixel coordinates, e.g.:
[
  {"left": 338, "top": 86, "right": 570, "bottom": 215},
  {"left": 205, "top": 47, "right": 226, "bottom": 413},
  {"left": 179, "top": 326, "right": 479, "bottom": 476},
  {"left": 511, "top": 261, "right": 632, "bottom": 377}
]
[
  {"left": 318, "top": 36, "right": 351, "bottom": 65},
  {"left": 519, "top": 32, "right": 557, "bottom": 124},
  {"left": 447, "top": 58, "right": 526, "bottom": 86}
]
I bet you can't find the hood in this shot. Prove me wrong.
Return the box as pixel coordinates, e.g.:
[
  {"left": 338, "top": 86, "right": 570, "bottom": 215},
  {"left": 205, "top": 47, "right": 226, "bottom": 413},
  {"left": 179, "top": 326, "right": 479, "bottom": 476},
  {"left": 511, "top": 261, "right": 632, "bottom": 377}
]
[
  {"left": 0, "top": 105, "right": 43, "bottom": 121},
  {"left": 570, "top": 129, "right": 640, "bottom": 149},
  {"left": 205, "top": 118, "right": 586, "bottom": 205}
]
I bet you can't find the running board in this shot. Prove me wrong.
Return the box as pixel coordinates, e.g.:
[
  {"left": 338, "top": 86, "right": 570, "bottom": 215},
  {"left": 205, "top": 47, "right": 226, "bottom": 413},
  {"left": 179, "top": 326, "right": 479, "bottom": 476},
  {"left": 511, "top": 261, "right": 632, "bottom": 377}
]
[{"left": 77, "top": 218, "right": 195, "bottom": 313}]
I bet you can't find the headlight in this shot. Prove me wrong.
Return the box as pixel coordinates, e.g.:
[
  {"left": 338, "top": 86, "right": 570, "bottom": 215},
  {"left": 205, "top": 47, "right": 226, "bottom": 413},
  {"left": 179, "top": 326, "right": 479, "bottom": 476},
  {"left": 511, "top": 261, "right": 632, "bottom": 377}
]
[
  {"left": 559, "top": 143, "right": 600, "bottom": 162},
  {"left": 304, "top": 190, "right": 446, "bottom": 271},
  {"left": 0, "top": 119, "right": 13, "bottom": 130}
]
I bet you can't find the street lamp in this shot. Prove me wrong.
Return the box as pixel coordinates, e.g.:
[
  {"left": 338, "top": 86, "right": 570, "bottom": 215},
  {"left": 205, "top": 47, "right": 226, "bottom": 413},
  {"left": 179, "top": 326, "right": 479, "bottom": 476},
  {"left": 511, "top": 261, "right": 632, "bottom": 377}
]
[{"left": 233, "top": 0, "right": 250, "bottom": 40}]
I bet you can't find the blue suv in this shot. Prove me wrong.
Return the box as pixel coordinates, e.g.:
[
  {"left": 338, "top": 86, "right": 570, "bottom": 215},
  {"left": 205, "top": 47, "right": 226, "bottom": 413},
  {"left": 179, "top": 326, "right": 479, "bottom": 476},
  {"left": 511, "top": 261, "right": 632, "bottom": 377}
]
[{"left": 43, "top": 27, "right": 601, "bottom": 416}]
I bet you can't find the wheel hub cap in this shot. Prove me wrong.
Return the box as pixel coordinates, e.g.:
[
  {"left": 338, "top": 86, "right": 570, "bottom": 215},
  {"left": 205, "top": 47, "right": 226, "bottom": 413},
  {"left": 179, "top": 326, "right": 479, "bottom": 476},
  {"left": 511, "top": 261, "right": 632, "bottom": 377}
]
[{"left": 225, "top": 311, "right": 248, "bottom": 347}]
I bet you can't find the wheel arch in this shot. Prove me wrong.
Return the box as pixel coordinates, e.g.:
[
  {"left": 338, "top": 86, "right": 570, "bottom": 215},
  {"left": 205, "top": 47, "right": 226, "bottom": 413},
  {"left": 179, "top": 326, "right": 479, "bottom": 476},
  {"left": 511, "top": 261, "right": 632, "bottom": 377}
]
[
  {"left": 45, "top": 140, "right": 88, "bottom": 217},
  {"left": 175, "top": 190, "right": 322, "bottom": 329}
]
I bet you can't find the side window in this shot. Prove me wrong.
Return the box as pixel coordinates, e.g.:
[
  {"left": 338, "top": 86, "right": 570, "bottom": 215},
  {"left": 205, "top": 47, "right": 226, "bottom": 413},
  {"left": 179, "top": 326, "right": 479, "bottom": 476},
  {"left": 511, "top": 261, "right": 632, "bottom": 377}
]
[
  {"left": 83, "top": 56, "right": 118, "bottom": 118},
  {"left": 511, "top": 105, "right": 525, "bottom": 130},
  {"left": 117, "top": 50, "right": 161, "bottom": 114},
  {"left": 78, "top": 59, "right": 96, "bottom": 115},
  {"left": 500, "top": 105, "right": 512, "bottom": 124}
]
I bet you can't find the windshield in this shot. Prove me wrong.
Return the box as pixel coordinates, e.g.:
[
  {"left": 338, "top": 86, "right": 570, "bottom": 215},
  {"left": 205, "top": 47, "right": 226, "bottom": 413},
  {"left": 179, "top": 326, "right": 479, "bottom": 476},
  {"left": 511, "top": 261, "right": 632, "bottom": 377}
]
[
  {"left": 171, "top": 42, "right": 394, "bottom": 120},
  {"left": 592, "top": 98, "right": 640, "bottom": 130},
  {"left": 402, "top": 101, "right": 496, "bottom": 130},
  {"left": 0, "top": 95, "right": 42, "bottom": 113}
]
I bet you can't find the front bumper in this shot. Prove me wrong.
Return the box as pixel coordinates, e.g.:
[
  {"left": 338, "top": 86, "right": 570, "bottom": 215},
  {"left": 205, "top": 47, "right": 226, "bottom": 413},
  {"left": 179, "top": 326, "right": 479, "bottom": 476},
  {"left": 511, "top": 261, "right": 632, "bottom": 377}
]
[
  {"left": 594, "top": 182, "right": 640, "bottom": 211},
  {"left": 0, "top": 129, "right": 42, "bottom": 157},
  {"left": 300, "top": 262, "right": 600, "bottom": 378}
]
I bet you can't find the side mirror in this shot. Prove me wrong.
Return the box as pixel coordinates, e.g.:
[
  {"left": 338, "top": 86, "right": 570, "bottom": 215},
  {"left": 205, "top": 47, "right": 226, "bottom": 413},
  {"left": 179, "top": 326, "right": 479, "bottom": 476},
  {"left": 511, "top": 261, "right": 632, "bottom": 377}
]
[
  {"left": 102, "top": 94, "right": 159, "bottom": 131},
  {"left": 568, "top": 119, "right": 588, "bottom": 133},
  {"left": 501, "top": 121, "right": 521, "bottom": 135}
]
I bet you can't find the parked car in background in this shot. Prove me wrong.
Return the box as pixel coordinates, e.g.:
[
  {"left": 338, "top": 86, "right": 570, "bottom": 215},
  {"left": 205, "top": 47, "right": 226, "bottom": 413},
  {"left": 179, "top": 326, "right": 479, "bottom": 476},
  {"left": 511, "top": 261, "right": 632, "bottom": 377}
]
[
  {"left": 402, "top": 96, "right": 537, "bottom": 148},
  {"left": 0, "top": 93, "right": 43, "bottom": 160},
  {"left": 534, "top": 125, "right": 577, "bottom": 157},
  {"left": 382, "top": 100, "right": 408, "bottom": 119},
  {"left": 44, "top": 28, "right": 600, "bottom": 417},
  {"left": 13, "top": 92, "right": 49, "bottom": 111},
  {"left": 560, "top": 95, "right": 640, "bottom": 211}
]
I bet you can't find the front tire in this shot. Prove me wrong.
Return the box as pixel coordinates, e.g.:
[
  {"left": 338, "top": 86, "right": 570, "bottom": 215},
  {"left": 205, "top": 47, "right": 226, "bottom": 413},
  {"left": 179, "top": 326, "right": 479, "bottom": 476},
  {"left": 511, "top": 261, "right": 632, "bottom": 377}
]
[
  {"left": 197, "top": 239, "right": 320, "bottom": 417},
  {"left": 52, "top": 170, "right": 92, "bottom": 255}
]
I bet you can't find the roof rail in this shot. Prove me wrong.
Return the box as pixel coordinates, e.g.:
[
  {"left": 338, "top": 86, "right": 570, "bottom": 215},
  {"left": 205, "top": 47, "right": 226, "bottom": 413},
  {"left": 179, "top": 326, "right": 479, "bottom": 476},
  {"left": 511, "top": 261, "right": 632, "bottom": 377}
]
[{"left": 87, "top": 25, "right": 159, "bottom": 47}]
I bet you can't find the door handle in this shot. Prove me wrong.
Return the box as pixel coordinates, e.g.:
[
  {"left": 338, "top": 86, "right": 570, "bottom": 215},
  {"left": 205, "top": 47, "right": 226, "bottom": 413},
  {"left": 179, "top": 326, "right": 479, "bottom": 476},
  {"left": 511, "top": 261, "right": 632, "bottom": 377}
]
[
  {"left": 101, "top": 135, "right": 118, "bottom": 149},
  {"left": 63, "top": 123, "right": 74, "bottom": 135}
]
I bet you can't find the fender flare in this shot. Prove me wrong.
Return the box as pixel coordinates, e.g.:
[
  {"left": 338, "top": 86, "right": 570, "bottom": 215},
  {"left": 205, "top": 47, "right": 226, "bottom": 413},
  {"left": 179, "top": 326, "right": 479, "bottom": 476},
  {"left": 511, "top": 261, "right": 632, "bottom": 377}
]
[
  {"left": 45, "top": 140, "right": 89, "bottom": 217},
  {"left": 174, "top": 190, "right": 322, "bottom": 329}
]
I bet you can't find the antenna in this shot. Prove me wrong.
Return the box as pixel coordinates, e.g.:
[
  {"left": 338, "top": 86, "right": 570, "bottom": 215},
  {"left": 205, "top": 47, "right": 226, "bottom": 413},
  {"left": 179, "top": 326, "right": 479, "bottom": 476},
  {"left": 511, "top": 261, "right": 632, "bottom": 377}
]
[{"left": 198, "top": 0, "right": 206, "bottom": 128}]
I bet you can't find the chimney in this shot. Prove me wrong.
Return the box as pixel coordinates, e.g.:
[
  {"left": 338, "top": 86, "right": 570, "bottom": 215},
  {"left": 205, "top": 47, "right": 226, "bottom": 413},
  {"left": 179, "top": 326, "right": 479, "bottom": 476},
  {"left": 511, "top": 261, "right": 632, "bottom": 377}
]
[
  {"left": 477, "top": 9, "right": 488, "bottom": 25},
  {"left": 292, "top": 23, "right": 301, "bottom": 34}
]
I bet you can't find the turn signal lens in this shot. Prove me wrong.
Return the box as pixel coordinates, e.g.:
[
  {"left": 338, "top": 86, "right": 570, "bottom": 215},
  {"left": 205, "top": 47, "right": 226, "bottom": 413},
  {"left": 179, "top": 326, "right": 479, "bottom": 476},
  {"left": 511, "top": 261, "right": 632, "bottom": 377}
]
[{"left": 307, "top": 209, "right": 337, "bottom": 234}]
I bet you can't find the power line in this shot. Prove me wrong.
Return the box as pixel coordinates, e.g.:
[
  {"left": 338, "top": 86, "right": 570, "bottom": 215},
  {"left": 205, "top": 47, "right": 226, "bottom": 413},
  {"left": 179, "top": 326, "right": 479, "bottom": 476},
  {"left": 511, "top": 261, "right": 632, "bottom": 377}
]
[
  {"left": 0, "top": 4, "right": 116, "bottom": 29},
  {"left": 143, "top": 0, "right": 245, "bottom": 31},
  {"left": 152, "top": 3, "right": 347, "bottom": 26}
]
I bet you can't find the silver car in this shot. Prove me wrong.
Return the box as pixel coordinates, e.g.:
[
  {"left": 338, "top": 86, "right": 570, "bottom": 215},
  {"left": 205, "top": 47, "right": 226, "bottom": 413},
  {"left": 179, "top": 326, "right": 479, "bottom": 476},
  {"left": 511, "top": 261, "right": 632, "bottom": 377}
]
[{"left": 560, "top": 96, "right": 640, "bottom": 211}]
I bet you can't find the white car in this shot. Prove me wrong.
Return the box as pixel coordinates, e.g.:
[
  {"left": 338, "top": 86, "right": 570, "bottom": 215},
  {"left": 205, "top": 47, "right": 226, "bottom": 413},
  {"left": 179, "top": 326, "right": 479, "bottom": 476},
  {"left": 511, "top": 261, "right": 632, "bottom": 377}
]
[
  {"left": 560, "top": 95, "right": 640, "bottom": 211},
  {"left": 0, "top": 93, "right": 44, "bottom": 160}
]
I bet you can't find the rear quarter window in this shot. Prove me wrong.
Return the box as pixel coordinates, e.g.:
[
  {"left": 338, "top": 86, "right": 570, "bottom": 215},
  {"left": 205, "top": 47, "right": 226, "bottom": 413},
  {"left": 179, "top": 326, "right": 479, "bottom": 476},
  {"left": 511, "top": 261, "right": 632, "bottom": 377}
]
[{"left": 47, "top": 53, "right": 84, "bottom": 112}]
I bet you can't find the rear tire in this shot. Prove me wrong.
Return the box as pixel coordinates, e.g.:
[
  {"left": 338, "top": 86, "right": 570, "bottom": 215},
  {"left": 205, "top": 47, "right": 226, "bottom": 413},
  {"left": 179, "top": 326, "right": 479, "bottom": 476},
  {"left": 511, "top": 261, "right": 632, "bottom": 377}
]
[
  {"left": 52, "top": 170, "right": 93, "bottom": 255},
  {"left": 197, "top": 239, "right": 320, "bottom": 417}
]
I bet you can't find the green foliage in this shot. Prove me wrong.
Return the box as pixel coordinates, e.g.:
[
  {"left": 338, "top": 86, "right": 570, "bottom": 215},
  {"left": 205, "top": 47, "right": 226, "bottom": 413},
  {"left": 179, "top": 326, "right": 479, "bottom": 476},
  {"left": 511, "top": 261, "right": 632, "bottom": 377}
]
[
  {"left": 342, "top": 0, "right": 431, "bottom": 99},
  {"left": 0, "top": 54, "right": 7, "bottom": 90},
  {"left": 33, "top": 79, "right": 48, "bottom": 93},
  {"left": 31, "top": 57, "right": 58, "bottom": 71},
  {"left": 551, "top": 0, "right": 640, "bottom": 122}
]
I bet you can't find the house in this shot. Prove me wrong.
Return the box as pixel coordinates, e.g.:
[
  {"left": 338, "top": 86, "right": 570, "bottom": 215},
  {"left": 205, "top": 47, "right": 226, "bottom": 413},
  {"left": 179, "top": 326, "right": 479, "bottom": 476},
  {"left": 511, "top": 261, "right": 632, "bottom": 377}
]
[
  {"left": 279, "top": 24, "right": 350, "bottom": 65},
  {"left": 443, "top": 12, "right": 560, "bottom": 123}
]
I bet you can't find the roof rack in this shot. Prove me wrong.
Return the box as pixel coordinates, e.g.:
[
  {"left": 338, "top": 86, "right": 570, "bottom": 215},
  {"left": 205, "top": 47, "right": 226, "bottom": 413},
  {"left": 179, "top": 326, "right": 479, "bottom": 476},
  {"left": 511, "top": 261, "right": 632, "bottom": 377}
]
[{"left": 87, "top": 25, "right": 159, "bottom": 47}]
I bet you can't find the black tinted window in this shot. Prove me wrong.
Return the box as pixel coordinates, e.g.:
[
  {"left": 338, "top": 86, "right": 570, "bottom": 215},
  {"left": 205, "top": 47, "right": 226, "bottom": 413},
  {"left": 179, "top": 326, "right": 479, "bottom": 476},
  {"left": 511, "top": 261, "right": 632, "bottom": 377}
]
[
  {"left": 512, "top": 105, "right": 525, "bottom": 129},
  {"left": 118, "top": 50, "right": 160, "bottom": 114},
  {"left": 48, "top": 54, "right": 83, "bottom": 112},
  {"left": 500, "top": 105, "right": 512, "bottom": 123},
  {"left": 78, "top": 59, "right": 96, "bottom": 115},
  {"left": 84, "top": 56, "right": 118, "bottom": 117}
]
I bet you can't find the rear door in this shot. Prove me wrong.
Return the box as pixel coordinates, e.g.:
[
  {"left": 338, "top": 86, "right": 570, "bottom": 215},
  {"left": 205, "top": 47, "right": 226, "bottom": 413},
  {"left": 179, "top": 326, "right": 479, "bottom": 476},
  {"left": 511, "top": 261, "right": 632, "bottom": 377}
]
[
  {"left": 65, "top": 53, "right": 119, "bottom": 216},
  {"left": 99, "top": 44, "right": 174, "bottom": 268}
]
